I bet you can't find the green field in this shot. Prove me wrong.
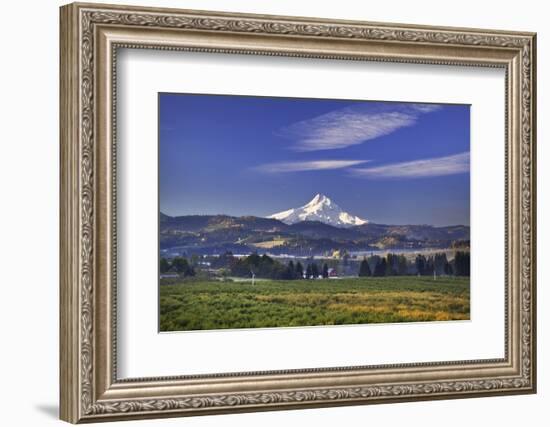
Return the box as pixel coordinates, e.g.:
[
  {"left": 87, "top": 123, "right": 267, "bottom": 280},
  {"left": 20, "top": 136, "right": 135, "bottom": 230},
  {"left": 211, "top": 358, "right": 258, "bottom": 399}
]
[{"left": 159, "top": 276, "right": 470, "bottom": 331}]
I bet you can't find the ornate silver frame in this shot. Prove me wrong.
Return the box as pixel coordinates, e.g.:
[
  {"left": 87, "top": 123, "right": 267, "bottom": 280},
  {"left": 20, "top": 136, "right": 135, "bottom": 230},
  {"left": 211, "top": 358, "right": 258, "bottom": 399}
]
[{"left": 60, "top": 2, "right": 536, "bottom": 423}]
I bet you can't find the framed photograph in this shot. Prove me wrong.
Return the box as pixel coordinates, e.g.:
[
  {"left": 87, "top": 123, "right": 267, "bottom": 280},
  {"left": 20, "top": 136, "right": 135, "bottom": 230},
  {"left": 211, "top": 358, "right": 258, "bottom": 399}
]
[{"left": 60, "top": 2, "right": 537, "bottom": 423}]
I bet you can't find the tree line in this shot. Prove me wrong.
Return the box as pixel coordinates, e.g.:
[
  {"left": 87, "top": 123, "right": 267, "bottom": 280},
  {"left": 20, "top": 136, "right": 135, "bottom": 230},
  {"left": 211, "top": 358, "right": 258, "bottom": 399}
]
[
  {"left": 230, "top": 253, "right": 331, "bottom": 280},
  {"left": 160, "top": 250, "right": 470, "bottom": 280},
  {"left": 358, "top": 251, "right": 470, "bottom": 277},
  {"left": 160, "top": 256, "right": 196, "bottom": 277}
]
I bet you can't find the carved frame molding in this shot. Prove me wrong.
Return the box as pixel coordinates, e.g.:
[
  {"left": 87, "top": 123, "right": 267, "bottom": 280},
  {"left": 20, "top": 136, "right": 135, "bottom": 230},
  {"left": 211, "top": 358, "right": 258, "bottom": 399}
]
[{"left": 60, "top": 2, "right": 536, "bottom": 423}]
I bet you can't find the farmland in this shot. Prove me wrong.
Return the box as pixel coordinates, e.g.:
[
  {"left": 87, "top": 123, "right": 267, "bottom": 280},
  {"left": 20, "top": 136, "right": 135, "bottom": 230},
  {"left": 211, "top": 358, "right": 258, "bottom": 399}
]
[{"left": 159, "top": 276, "right": 470, "bottom": 332}]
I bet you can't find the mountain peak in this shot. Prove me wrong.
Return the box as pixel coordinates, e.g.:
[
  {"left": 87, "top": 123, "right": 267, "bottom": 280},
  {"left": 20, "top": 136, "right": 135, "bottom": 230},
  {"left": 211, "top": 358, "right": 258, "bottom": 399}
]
[
  {"left": 268, "top": 194, "right": 368, "bottom": 228},
  {"left": 307, "top": 193, "right": 330, "bottom": 206}
]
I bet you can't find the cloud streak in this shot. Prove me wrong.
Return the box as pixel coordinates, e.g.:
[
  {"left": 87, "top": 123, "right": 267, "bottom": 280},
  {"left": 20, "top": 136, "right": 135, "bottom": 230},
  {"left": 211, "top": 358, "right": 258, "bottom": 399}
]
[
  {"left": 254, "top": 159, "right": 369, "bottom": 174},
  {"left": 280, "top": 103, "right": 441, "bottom": 152},
  {"left": 350, "top": 152, "right": 469, "bottom": 179}
]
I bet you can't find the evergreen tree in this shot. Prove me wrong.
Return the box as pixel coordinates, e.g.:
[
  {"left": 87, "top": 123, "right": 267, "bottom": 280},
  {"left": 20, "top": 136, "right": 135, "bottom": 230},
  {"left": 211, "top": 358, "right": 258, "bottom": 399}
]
[
  {"left": 464, "top": 252, "right": 470, "bottom": 276},
  {"left": 397, "top": 255, "right": 408, "bottom": 275},
  {"left": 385, "top": 254, "right": 396, "bottom": 276},
  {"left": 454, "top": 251, "right": 470, "bottom": 276},
  {"left": 258, "top": 254, "right": 274, "bottom": 276},
  {"left": 295, "top": 261, "right": 304, "bottom": 279},
  {"left": 434, "top": 253, "right": 448, "bottom": 275},
  {"left": 373, "top": 259, "right": 387, "bottom": 277},
  {"left": 288, "top": 260, "right": 295, "bottom": 279},
  {"left": 322, "top": 263, "right": 329, "bottom": 279},
  {"left": 367, "top": 255, "right": 380, "bottom": 275},
  {"left": 305, "top": 264, "right": 313, "bottom": 279},
  {"left": 171, "top": 256, "right": 189, "bottom": 274},
  {"left": 425, "top": 257, "right": 435, "bottom": 276},
  {"left": 261, "top": 253, "right": 273, "bottom": 264},
  {"left": 311, "top": 263, "right": 319, "bottom": 278},
  {"left": 171, "top": 257, "right": 195, "bottom": 277},
  {"left": 247, "top": 253, "right": 261, "bottom": 268},
  {"left": 380, "top": 258, "right": 387, "bottom": 276},
  {"left": 415, "top": 254, "right": 427, "bottom": 275},
  {"left": 281, "top": 261, "right": 294, "bottom": 280},
  {"left": 358, "top": 257, "right": 371, "bottom": 277},
  {"left": 160, "top": 257, "right": 170, "bottom": 273}
]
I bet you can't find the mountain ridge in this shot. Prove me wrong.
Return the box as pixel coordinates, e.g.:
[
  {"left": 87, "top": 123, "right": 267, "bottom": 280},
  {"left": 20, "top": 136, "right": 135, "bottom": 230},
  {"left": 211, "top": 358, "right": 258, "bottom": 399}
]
[{"left": 160, "top": 211, "right": 469, "bottom": 256}]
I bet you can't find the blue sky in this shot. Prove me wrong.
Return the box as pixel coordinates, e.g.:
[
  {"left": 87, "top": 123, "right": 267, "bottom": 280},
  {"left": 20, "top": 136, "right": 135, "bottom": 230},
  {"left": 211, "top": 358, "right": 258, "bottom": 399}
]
[{"left": 159, "top": 93, "right": 470, "bottom": 226}]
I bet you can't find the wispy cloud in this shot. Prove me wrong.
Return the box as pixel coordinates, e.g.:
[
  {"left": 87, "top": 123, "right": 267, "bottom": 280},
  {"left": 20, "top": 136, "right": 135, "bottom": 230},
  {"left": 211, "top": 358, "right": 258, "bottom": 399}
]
[
  {"left": 350, "top": 152, "right": 469, "bottom": 179},
  {"left": 254, "top": 159, "right": 369, "bottom": 174},
  {"left": 279, "top": 103, "right": 441, "bottom": 152}
]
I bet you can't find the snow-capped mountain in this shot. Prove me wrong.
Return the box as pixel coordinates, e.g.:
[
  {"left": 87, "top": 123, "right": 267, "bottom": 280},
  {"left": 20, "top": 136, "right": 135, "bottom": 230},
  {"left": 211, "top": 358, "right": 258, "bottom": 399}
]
[{"left": 267, "top": 194, "right": 368, "bottom": 228}]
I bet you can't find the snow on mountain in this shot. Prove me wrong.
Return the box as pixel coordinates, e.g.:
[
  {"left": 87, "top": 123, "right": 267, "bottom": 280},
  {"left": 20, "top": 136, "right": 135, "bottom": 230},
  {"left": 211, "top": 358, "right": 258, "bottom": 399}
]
[{"left": 267, "top": 194, "right": 368, "bottom": 228}]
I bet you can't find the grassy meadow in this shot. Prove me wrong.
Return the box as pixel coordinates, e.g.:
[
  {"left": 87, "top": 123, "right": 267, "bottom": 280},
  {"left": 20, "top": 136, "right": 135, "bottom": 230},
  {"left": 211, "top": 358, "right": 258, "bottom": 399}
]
[{"left": 159, "top": 276, "right": 470, "bottom": 332}]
